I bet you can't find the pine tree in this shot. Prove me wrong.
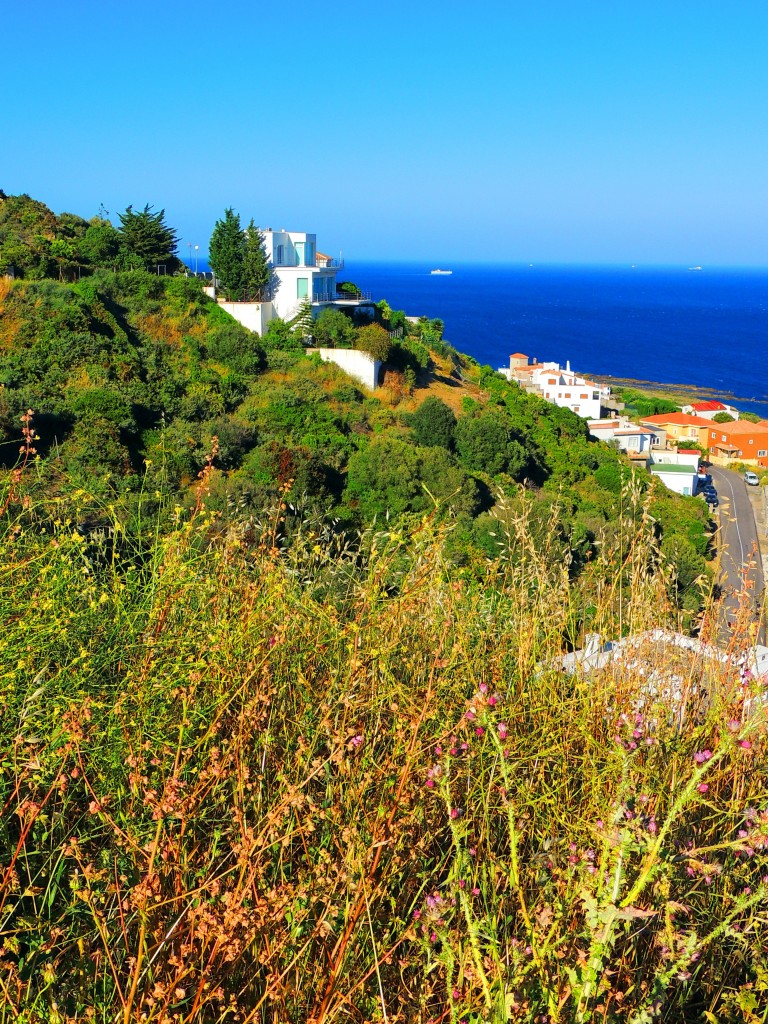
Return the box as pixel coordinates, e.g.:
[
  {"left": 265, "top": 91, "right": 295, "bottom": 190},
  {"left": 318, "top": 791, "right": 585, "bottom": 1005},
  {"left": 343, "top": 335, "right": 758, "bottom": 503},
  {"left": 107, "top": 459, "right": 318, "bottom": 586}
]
[
  {"left": 117, "top": 205, "right": 179, "bottom": 270},
  {"left": 242, "top": 220, "right": 271, "bottom": 301},
  {"left": 208, "top": 208, "right": 245, "bottom": 300}
]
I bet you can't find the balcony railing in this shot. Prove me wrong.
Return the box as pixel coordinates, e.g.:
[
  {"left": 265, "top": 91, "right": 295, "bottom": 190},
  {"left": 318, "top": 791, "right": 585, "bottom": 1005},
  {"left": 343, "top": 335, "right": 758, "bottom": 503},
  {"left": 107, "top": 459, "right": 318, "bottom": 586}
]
[
  {"left": 311, "top": 290, "right": 372, "bottom": 303},
  {"left": 272, "top": 257, "right": 345, "bottom": 269}
]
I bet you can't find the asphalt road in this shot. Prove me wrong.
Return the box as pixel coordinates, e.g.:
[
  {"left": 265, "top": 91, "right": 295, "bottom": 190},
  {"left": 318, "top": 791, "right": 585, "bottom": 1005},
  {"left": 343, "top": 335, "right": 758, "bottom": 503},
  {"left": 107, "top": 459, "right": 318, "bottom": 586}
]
[{"left": 708, "top": 465, "right": 765, "bottom": 643}]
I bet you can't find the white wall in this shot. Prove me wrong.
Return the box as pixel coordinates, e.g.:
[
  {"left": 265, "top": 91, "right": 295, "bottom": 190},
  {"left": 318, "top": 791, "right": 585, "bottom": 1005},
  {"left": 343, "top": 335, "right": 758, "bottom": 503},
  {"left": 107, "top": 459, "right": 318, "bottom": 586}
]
[
  {"left": 649, "top": 468, "right": 698, "bottom": 496},
  {"left": 310, "top": 348, "right": 382, "bottom": 390},
  {"left": 216, "top": 300, "right": 273, "bottom": 336}
]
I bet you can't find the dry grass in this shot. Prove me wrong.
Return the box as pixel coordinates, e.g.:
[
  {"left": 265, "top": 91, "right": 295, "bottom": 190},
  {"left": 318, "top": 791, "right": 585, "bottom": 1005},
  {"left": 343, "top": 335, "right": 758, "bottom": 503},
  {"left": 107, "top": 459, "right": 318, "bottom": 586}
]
[{"left": 0, "top": 468, "right": 766, "bottom": 1023}]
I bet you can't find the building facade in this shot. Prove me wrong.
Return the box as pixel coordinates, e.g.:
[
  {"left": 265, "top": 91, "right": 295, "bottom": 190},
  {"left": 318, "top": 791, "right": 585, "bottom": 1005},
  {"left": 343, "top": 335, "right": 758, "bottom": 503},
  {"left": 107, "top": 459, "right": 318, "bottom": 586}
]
[{"left": 499, "top": 353, "right": 610, "bottom": 419}]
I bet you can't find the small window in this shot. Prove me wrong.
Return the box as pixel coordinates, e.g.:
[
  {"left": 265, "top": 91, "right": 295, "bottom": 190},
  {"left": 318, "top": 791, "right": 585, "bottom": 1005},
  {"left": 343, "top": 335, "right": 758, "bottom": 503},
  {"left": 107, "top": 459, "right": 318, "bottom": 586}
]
[
  {"left": 711, "top": 431, "right": 716, "bottom": 439},
  {"left": 580, "top": 393, "right": 588, "bottom": 399},
  {"left": 297, "top": 277, "right": 308, "bottom": 298},
  {"left": 548, "top": 378, "right": 556, "bottom": 385},
  {"left": 748, "top": 439, "right": 754, "bottom": 444},
  {"left": 758, "top": 449, "right": 767, "bottom": 457},
  {"left": 722, "top": 435, "right": 727, "bottom": 441}
]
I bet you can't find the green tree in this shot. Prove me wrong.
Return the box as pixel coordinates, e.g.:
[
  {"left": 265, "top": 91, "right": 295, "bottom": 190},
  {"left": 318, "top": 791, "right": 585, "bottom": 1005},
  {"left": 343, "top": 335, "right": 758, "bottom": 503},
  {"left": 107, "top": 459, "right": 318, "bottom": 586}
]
[
  {"left": 355, "top": 323, "right": 391, "bottom": 361},
  {"left": 312, "top": 308, "right": 355, "bottom": 348},
  {"left": 411, "top": 397, "right": 456, "bottom": 450},
  {"left": 208, "top": 208, "right": 245, "bottom": 300},
  {"left": 712, "top": 411, "right": 735, "bottom": 423},
  {"left": 117, "top": 205, "right": 180, "bottom": 270},
  {"left": 242, "top": 220, "right": 271, "bottom": 300}
]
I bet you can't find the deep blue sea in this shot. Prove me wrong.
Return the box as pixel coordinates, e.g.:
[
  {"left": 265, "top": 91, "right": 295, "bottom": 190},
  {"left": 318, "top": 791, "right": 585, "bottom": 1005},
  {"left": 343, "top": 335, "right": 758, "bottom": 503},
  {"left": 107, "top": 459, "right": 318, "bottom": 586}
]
[{"left": 343, "top": 263, "right": 768, "bottom": 418}]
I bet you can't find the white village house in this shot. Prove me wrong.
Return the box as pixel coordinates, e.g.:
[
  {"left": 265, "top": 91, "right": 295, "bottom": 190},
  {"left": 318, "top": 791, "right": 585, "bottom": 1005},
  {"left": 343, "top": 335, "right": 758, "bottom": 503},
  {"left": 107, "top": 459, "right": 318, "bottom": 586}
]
[{"left": 499, "top": 353, "right": 611, "bottom": 420}]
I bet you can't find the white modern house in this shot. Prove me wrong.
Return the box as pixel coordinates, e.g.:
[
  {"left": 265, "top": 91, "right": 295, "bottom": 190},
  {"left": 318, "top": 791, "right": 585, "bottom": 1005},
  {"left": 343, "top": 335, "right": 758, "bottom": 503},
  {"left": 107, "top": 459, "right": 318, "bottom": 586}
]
[
  {"left": 499, "top": 353, "right": 611, "bottom": 420},
  {"left": 209, "top": 228, "right": 375, "bottom": 336},
  {"left": 261, "top": 229, "right": 376, "bottom": 323}
]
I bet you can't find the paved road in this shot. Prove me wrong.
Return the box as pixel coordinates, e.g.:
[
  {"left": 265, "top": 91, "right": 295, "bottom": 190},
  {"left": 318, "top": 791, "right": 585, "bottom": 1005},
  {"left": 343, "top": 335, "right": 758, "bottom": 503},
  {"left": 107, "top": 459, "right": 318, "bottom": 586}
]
[{"left": 708, "top": 466, "right": 765, "bottom": 643}]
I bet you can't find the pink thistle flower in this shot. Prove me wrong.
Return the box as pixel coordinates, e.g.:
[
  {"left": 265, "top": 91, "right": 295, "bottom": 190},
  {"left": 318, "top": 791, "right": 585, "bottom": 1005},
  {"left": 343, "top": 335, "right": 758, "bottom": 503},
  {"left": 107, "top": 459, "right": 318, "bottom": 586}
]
[
  {"left": 693, "top": 749, "right": 713, "bottom": 764},
  {"left": 498, "top": 722, "right": 508, "bottom": 739},
  {"left": 487, "top": 694, "right": 498, "bottom": 706},
  {"left": 697, "top": 783, "right": 709, "bottom": 793},
  {"left": 452, "top": 989, "right": 460, "bottom": 1000},
  {"left": 425, "top": 779, "right": 435, "bottom": 789},
  {"left": 479, "top": 683, "right": 488, "bottom": 693},
  {"left": 450, "top": 807, "right": 462, "bottom": 819},
  {"left": 465, "top": 710, "right": 476, "bottom": 721},
  {"left": 475, "top": 727, "right": 484, "bottom": 736},
  {"left": 350, "top": 734, "right": 364, "bottom": 749},
  {"left": 728, "top": 719, "right": 741, "bottom": 733},
  {"left": 739, "top": 739, "right": 752, "bottom": 750},
  {"left": 472, "top": 887, "right": 480, "bottom": 896}
]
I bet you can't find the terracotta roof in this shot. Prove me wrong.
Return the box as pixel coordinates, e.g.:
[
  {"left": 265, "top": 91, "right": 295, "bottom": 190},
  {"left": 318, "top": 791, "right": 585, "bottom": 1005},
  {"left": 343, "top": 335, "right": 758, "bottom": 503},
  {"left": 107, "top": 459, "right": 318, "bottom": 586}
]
[
  {"left": 510, "top": 352, "right": 529, "bottom": 359},
  {"left": 614, "top": 428, "right": 656, "bottom": 435},
  {"left": 640, "top": 413, "right": 712, "bottom": 427},
  {"left": 711, "top": 420, "right": 768, "bottom": 436}
]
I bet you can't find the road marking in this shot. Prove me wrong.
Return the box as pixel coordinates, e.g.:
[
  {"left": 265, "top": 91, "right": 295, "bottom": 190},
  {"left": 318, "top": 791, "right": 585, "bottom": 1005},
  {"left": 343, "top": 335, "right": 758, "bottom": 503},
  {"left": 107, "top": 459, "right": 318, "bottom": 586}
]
[{"left": 716, "top": 470, "right": 745, "bottom": 565}]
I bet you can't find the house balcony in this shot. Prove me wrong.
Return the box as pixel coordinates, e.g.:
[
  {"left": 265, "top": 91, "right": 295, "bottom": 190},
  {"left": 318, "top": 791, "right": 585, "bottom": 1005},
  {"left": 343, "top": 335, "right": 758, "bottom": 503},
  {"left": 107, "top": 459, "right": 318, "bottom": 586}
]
[
  {"left": 312, "top": 290, "right": 373, "bottom": 304},
  {"left": 273, "top": 257, "right": 345, "bottom": 269}
]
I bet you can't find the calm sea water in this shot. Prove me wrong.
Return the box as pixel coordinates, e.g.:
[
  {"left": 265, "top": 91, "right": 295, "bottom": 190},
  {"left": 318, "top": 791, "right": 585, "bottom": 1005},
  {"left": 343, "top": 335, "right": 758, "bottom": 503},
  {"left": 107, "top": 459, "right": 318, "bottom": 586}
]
[{"left": 342, "top": 263, "right": 768, "bottom": 417}]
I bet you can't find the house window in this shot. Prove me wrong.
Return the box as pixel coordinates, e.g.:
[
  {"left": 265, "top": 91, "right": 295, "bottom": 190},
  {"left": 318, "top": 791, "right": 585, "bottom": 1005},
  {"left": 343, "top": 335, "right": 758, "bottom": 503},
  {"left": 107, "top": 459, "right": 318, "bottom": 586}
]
[
  {"left": 548, "top": 378, "right": 556, "bottom": 385},
  {"left": 580, "top": 393, "right": 588, "bottom": 399},
  {"left": 758, "top": 450, "right": 767, "bottom": 457},
  {"left": 297, "top": 278, "right": 308, "bottom": 298},
  {"left": 276, "top": 244, "right": 284, "bottom": 265},
  {"left": 748, "top": 439, "right": 754, "bottom": 444},
  {"left": 711, "top": 432, "right": 716, "bottom": 439},
  {"left": 722, "top": 435, "right": 727, "bottom": 441}
]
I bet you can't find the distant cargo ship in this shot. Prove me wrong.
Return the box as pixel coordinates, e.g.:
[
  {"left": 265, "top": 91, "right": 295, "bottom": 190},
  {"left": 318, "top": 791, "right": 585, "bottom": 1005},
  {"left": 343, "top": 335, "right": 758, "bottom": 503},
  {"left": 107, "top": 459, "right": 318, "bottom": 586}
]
[
  {"left": 430, "top": 268, "right": 452, "bottom": 275},
  {"left": 688, "top": 266, "right": 703, "bottom": 271}
]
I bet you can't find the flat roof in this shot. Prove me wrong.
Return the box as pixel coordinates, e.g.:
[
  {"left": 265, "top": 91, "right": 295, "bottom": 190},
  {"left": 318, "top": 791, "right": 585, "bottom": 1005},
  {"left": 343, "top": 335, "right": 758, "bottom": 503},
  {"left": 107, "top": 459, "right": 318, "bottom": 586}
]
[{"left": 650, "top": 464, "right": 696, "bottom": 474}]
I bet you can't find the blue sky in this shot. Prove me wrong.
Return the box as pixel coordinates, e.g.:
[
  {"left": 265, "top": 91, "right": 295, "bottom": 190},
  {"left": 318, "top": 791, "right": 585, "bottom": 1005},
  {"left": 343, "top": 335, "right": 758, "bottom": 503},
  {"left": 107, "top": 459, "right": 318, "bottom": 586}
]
[{"left": 3, "top": 1, "right": 767, "bottom": 264}]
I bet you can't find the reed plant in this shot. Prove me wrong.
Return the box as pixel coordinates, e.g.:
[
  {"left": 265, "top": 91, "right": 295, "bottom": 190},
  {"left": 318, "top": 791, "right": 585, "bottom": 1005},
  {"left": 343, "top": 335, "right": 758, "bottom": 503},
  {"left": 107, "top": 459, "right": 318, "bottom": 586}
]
[{"left": 0, "top": 457, "right": 766, "bottom": 1023}]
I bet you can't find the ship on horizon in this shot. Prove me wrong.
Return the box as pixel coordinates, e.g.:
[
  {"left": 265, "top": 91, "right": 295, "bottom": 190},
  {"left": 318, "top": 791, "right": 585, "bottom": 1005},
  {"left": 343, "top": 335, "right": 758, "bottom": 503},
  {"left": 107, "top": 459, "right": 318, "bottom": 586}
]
[{"left": 430, "top": 268, "right": 452, "bottom": 275}]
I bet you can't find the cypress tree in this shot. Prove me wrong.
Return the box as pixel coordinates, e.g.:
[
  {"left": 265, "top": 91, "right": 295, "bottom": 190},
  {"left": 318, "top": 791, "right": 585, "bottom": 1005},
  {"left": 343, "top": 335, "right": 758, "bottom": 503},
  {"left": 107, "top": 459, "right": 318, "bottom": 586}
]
[
  {"left": 209, "top": 208, "right": 245, "bottom": 300},
  {"left": 242, "top": 220, "right": 271, "bottom": 301}
]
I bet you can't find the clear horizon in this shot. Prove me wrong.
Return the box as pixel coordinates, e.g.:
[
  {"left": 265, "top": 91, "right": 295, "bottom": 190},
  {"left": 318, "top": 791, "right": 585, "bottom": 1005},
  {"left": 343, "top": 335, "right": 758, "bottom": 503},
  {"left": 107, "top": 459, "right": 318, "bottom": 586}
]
[{"left": 4, "top": 0, "right": 768, "bottom": 266}]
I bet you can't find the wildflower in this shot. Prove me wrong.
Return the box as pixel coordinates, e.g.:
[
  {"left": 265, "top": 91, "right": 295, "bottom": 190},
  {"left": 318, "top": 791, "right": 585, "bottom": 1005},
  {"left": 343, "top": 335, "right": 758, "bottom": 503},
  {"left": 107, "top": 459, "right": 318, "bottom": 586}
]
[
  {"left": 435, "top": 745, "right": 442, "bottom": 756},
  {"left": 739, "top": 739, "right": 752, "bottom": 750},
  {"left": 727, "top": 719, "right": 741, "bottom": 733},
  {"left": 479, "top": 683, "right": 488, "bottom": 694},
  {"left": 488, "top": 694, "right": 498, "bottom": 706},
  {"left": 465, "top": 709, "right": 476, "bottom": 721},
  {"left": 697, "top": 783, "right": 709, "bottom": 793},
  {"left": 350, "top": 734, "right": 363, "bottom": 749},
  {"left": 450, "top": 807, "right": 463, "bottom": 819},
  {"left": 425, "top": 779, "right": 435, "bottom": 789},
  {"left": 498, "top": 722, "right": 508, "bottom": 739},
  {"left": 452, "top": 989, "right": 460, "bottom": 1000},
  {"left": 475, "top": 727, "right": 484, "bottom": 737},
  {"left": 693, "top": 749, "right": 713, "bottom": 764},
  {"left": 472, "top": 887, "right": 480, "bottom": 896}
]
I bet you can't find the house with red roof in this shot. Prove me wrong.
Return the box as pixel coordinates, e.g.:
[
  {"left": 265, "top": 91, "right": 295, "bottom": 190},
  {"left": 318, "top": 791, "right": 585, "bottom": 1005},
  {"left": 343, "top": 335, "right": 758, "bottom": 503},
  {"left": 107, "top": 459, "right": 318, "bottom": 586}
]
[
  {"left": 639, "top": 412, "right": 713, "bottom": 450},
  {"left": 681, "top": 400, "right": 740, "bottom": 421}
]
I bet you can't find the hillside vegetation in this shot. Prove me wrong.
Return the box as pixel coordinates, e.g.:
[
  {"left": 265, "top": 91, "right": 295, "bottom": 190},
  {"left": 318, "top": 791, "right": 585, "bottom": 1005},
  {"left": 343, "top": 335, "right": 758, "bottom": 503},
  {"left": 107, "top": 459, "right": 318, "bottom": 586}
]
[{"left": 1, "top": 193, "right": 760, "bottom": 1023}]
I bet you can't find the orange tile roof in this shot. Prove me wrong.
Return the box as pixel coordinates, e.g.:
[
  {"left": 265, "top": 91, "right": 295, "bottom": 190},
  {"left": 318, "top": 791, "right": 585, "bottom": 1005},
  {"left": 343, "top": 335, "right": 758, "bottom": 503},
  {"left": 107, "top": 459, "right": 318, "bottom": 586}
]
[
  {"left": 510, "top": 352, "right": 529, "bottom": 358},
  {"left": 712, "top": 420, "right": 768, "bottom": 436},
  {"left": 640, "top": 412, "right": 713, "bottom": 428}
]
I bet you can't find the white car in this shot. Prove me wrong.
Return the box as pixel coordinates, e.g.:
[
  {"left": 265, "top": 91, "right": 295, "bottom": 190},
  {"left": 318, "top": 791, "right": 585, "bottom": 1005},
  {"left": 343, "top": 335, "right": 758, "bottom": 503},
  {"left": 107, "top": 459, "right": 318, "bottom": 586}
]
[{"left": 744, "top": 471, "right": 760, "bottom": 486}]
